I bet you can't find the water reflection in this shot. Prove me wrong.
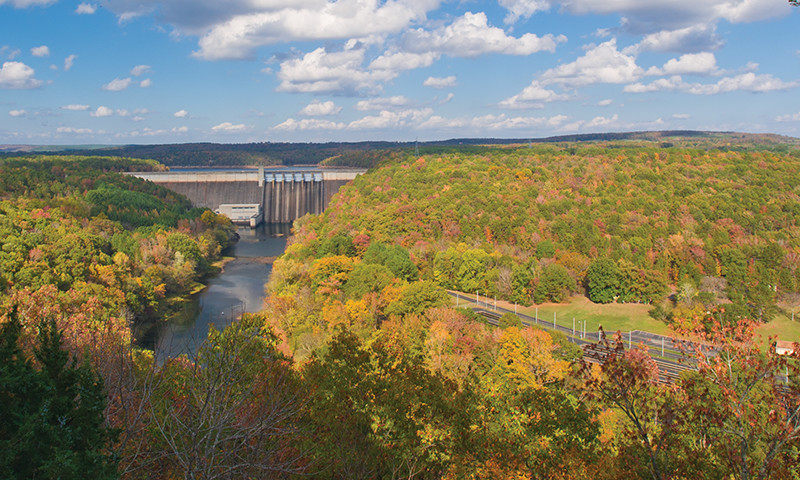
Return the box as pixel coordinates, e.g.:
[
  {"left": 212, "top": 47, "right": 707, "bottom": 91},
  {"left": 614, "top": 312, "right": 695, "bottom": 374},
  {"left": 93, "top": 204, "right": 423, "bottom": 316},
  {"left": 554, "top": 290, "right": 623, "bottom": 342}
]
[{"left": 136, "top": 223, "right": 291, "bottom": 359}]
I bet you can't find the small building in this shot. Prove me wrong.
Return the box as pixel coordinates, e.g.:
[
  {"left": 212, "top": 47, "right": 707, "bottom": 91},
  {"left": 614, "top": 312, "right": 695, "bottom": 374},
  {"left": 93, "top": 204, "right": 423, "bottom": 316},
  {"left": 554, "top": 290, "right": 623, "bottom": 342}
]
[
  {"left": 216, "top": 204, "right": 263, "bottom": 227},
  {"left": 775, "top": 340, "right": 797, "bottom": 356}
]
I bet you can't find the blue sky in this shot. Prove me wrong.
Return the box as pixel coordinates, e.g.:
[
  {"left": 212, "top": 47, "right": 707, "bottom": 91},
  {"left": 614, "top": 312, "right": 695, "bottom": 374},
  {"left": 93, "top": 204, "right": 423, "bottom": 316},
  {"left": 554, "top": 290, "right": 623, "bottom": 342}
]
[{"left": 1, "top": 0, "right": 798, "bottom": 144}]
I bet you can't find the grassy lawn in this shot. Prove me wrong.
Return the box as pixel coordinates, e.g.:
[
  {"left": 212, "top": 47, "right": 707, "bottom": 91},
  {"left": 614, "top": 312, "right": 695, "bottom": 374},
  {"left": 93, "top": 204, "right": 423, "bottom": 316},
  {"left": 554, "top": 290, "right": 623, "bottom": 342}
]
[
  {"left": 515, "top": 296, "right": 671, "bottom": 336},
  {"left": 755, "top": 313, "right": 800, "bottom": 343},
  {"left": 452, "top": 292, "right": 800, "bottom": 343}
]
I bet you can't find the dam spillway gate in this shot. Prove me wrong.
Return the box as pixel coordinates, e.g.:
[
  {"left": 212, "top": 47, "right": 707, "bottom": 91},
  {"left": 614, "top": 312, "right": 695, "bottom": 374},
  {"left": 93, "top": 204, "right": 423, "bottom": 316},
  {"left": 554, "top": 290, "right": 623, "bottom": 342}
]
[{"left": 127, "top": 168, "right": 364, "bottom": 224}]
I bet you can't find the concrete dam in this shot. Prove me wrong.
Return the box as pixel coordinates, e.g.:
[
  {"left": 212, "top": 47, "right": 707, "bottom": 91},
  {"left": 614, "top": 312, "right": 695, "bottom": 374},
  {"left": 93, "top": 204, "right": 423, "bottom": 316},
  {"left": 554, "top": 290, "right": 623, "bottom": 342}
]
[{"left": 128, "top": 168, "right": 365, "bottom": 224}]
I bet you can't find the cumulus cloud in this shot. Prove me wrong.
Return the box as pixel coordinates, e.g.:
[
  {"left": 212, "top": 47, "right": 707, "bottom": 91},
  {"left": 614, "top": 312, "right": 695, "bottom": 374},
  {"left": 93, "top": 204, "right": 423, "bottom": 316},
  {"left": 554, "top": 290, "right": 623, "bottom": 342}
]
[
  {"left": 403, "top": 12, "right": 566, "bottom": 58},
  {"left": 190, "top": 0, "right": 438, "bottom": 60},
  {"left": 130, "top": 64, "right": 151, "bottom": 76},
  {"left": 9, "top": 109, "right": 26, "bottom": 117},
  {"left": 299, "top": 100, "right": 341, "bottom": 116},
  {"left": 211, "top": 122, "right": 248, "bottom": 132},
  {"left": 139, "top": 78, "right": 152, "bottom": 88},
  {"left": 57, "top": 126, "right": 94, "bottom": 134},
  {"left": 597, "top": 99, "right": 613, "bottom": 106},
  {"left": 273, "top": 118, "right": 347, "bottom": 131},
  {"left": 419, "top": 112, "right": 568, "bottom": 131},
  {"left": 60, "top": 104, "right": 90, "bottom": 111},
  {"left": 673, "top": 113, "right": 691, "bottom": 119},
  {"left": 625, "top": 72, "right": 797, "bottom": 94},
  {"left": 645, "top": 52, "right": 719, "bottom": 76},
  {"left": 499, "top": 0, "right": 551, "bottom": 24},
  {"left": 102, "top": 77, "right": 132, "bottom": 91},
  {"left": 499, "top": 80, "right": 570, "bottom": 109},
  {"left": 276, "top": 43, "right": 396, "bottom": 95},
  {"left": 539, "top": 39, "right": 643, "bottom": 87},
  {"left": 64, "top": 54, "right": 77, "bottom": 71},
  {"left": 31, "top": 45, "right": 50, "bottom": 57},
  {"left": 172, "top": 126, "right": 189, "bottom": 133},
  {"left": 369, "top": 51, "right": 438, "bottom": 72},
  {"left": 348, "top": 108, "right": 433, "bottom": 130},
  {"left": 91, "top": 106, "right": 114, "bottom": 117},
  {"left": 628, "top": 24, "right": 724, "bottom": 54},
  {"left": 558, "top": 0, "right": 788, "bottom": 32},
  {"left": 423, "top": 75, "right": 456, "bottom": 88},
  {"left": 75, "top": 3, "right": 97, "bottom": 14},
  {"left": 355, "top": 96, "right": 412, "bottom": 111},
  {"left": 0, "top": 61, "right": 42, "bottom": 89},
  {"left": 174, "top": 110, "right": 188, "bottom": 118}
]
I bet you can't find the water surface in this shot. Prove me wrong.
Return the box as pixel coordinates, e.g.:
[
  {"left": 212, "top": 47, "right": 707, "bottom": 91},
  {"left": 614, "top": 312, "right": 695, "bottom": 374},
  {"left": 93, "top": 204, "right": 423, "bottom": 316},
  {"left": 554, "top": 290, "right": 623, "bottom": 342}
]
[{"left": 137, "top": 223, "right": 290, "bottom": 358}]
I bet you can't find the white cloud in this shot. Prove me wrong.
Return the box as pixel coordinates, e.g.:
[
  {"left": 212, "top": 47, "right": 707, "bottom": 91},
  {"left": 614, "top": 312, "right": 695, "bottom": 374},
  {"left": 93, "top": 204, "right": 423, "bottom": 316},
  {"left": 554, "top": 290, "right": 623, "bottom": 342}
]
[
  {"left": 276, "top": 44, "right": 395, "bottom": 95},
  {"left": 419, "top": 112, "right": 568, "bottom": 131},
  {"left": 102, "top": 77, "right": 132, "bottom": 91},
  {"left": 0, "top": 61, "right": 42, "bottom": 89},
  {"left": 91, "top": 106, "right": 114, "bottom": 117},
  {"left": 0, "top": 47, "right": 21, "bottom": 60},
  {"left": 597, "top": 99, "right": 613, "bottom": 106},
  {"left": 673, "top": 113, "right": 691, "bottom": 119},
  {"left": 499, "top": 0, "right": 551, "bottom": 24},
  {"left": 558, "top": 0, "right": 788, "bottom": 31},
  {"left": 299, "top": 100, "right": 341, "bottom": 116},
  {"left": 64, "top": 54, "right": 77, "bottom": 71},
  {"left": 585, "top": 114, "right": 619, "bottom": 128},
  {"left": 130, "top": 64, "right": 151, "bottom": 76},
  {"left": 57, "top": 126, "right": 94, "bottom": 134},
  {"left": 75, "top": 3, "right": 97, "bottom": 14},
  {"left": 139, "top": 78, "right": 152, "bottom": 88},
  {"left": 174, "top": 110, "right": 188, "bottom": 118},
  {"left": 403, "top": 12, "right": 566, "bottom": 58},
  {"left": 60, "top": 104, "right": 90, "bottom": 111},
  {"left": 0, "top": 0, "right": 56, "bottom": 7},
  {"left": 191, "top": 0, "right": 439, "bottom": 60},
  {"left": 211, "top": 122, "right": 249, "bottom": 132},
  {"left": 775, "top": 112, "right": 800, "bottom": 122},
  {"left": 355, "top": 96, "right": 412, "bottom": 111},
  {"left": 368, "top": 51, "right": 438, "bottom": 72},
  {"left": 116, "top": 109, "right": 130, "bottom": 116},
  {"left": 540, "top": 39, "right": 643, "bottom": 87},
  {"left": 172, "top": 126, "right": 189, "bottom": 133},
  {"left": 499, "top": 80, "right": 570, "bottom": 109},
  {"left": 628, "top": 24, "right": 723, "bottom": 54},
  {"left": 273, "top": 118, "right": 346, "bottom": 131},
  {"left": 9, "top": 109, "right": 26, "bottom": 117},
  {"left": 646, "top": 52, "right": 719, "bottom": 76},
  {"left": 31, "top": 45, "right": 50, "bottom": 57},
  {"left": 423, "top": 75, "right": 456, "bottom": 88},
  {"left": 348, "top": 108, "right": 433, "bottom": 130},
  {"left": 625, "top": 72, "right": 797, "bottom": 94}
]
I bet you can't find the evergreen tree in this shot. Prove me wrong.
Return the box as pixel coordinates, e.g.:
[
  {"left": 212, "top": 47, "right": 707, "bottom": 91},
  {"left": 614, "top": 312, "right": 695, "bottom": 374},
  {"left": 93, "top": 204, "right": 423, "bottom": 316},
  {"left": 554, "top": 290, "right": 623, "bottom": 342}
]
[{"left": 0, "top": 312, "right": 117, "bottom": 480}]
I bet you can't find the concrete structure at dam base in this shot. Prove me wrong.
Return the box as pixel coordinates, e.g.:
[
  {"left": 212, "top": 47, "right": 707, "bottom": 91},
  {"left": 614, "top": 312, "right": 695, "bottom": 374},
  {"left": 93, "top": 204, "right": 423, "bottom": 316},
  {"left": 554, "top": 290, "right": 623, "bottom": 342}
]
[{"left": 127, "top": 167, "right": 365, "bottom": 225}]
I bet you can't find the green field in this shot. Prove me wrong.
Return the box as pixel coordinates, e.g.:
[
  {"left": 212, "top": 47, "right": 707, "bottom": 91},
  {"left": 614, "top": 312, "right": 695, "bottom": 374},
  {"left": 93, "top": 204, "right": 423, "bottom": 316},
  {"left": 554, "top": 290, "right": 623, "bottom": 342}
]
[{"left": 453, "top": 293, "right": 800, "bottom": 344}]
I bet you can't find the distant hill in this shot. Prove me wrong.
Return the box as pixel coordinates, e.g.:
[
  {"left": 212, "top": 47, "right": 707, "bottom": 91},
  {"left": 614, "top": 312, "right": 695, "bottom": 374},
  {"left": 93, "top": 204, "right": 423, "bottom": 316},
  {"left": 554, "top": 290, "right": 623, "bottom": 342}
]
[{"left": 3, "top": 131, "right": 797, "bottom": 167}]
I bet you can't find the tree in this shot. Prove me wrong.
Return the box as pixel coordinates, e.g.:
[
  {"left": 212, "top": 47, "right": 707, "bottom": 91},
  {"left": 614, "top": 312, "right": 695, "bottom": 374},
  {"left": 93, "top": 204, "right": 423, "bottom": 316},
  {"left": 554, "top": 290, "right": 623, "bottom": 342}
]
[
  {"left": 148, "top": 316, "right": 307, "bottom": 479},
  {"left": 0, "top": 311, "right": 117, "bottom": 480},
  {"left": 534, "top": 263, "right": 576, "bottom": 304},
  {"left": 586, "top": 258, "right": 620, "bottom": 304}
]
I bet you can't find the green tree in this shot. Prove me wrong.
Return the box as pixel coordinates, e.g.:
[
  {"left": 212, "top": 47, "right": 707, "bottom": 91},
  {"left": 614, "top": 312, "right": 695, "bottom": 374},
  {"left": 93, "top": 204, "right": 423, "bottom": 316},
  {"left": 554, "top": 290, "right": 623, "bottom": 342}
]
[
  {"left": 0, "top": 313, "right": 117, "bottom": 480},
  {"left": 533, "top": 263, "right": 576, "bottom": 304},
  {"left": 586, "top": 258, "right": 620, "bottom": 304}
]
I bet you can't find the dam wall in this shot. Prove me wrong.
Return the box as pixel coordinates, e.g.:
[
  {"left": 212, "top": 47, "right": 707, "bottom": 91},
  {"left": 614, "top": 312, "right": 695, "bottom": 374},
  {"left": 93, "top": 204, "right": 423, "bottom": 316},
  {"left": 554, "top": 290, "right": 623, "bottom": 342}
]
[{"left": 128, "top": 169, "right": 364, "bottom": 224}]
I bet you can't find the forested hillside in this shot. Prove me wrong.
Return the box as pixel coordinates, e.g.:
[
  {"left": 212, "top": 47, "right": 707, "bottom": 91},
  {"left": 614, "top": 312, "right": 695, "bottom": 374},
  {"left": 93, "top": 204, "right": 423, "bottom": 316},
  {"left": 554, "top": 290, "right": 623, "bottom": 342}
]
[
  {"left": 272, "top": 144, "right": 800, "bottom": 342},
  {"left": 0, "top": 156, "right": 236, "bottom": 344}
]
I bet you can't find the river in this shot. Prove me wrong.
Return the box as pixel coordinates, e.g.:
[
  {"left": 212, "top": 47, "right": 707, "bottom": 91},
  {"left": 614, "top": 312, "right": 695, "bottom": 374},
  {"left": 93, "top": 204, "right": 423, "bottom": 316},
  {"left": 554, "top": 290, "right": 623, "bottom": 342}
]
[{"left": 135, "top": 223, "right": 290, "bottom": 358}]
